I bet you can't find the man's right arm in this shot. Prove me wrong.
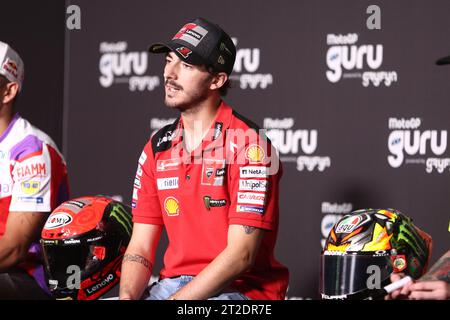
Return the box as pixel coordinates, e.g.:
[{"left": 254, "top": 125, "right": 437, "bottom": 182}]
[{"left": 119, "top": 222, "right": 163, "bottom": 300}]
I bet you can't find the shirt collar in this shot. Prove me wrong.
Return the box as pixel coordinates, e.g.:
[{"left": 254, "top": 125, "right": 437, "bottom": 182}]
[{"left": 170, "top": 100, "right": 233, "bottom": 147}]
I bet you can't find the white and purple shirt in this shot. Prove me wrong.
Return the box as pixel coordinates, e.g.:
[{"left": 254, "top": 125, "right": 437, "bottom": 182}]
[{"left": 0, "top": 113, "right": 69, "bottom": 292}]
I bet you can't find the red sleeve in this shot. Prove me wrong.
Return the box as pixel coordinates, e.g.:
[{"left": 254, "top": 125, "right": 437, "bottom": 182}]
[
  {"left": 227, "top": 134, "right": 282, "bottom": 231},
  {"left": 131, "top": 141, "right": 164, "bottom": 225}
]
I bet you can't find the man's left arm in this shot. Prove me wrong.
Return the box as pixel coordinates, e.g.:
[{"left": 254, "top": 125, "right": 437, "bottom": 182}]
[
  {"left": 168, "top": 224, "right": 264, "bottom": 300},
  {"left": 0, "top": 211, "right": 47, "bottom": 272}
]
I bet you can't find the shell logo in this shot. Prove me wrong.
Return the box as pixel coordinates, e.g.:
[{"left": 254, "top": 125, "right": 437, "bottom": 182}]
[
  {"left": 245, "top": 144, "right": 265, "bottom": 163},
  {"left": 164, "top": 197, "right": 180, "bottom": 216}
]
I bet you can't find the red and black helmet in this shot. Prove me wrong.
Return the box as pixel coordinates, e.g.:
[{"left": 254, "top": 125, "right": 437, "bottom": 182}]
[{"left": 40, "top": 196, "right": 132, "bottom": 300}]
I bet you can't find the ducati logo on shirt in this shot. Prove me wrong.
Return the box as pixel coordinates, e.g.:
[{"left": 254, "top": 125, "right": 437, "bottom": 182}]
[
  {"left": 201, "top": 159, "right": 226, "bottom": 186},
  {"left": 164, "top": 196, "right": 180, "bottom": 216}
]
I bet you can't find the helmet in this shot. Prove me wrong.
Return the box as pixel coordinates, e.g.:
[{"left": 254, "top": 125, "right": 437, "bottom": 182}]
[
  {"left": 40, "top": 196, "right": 132, "bottom": 300},
  {"left": 320, "top": 208, "right": 432, "bottom": 299}
]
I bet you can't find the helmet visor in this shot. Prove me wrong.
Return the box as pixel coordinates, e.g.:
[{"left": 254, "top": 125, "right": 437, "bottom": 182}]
[
  {"left": 320, "top": 253, "right": 393, "bottom": 298},
  {"left": 41, "top": 240, "right": 105, "bottom": 292}
]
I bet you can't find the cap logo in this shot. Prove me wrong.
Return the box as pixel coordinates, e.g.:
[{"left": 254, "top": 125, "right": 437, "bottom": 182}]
[
  {"left": 176, "top": 47, "right": 192, "bottom": 59},
  {"left": 220, "top": 42, "right": 232, "bottom": 55},
  {"left": 2, "top": 58, "right": 19, "bottom": 78},
  {"left": 173, "top": 23, "right": 208, "bottom": 47},
  {"left": 218, "top": 55, "right": 225, "bottom": 65}
]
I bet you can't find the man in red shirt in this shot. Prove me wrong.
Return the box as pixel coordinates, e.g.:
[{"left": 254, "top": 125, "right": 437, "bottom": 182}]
[{"left": 119, "top": 17, "right": 289, "bottom": 300}]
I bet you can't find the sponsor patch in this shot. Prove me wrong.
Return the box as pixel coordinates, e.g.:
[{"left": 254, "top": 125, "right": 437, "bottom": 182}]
[
  {"left": 239, "top": 179, "right": 268, "bottom": 192},
  {"left": 2, "top": 58, "right": 19, "bottom": 78},
  {"left": 156, "top": 130, "right": 174, "bottom": 147},
  {"left": 157, "top": 158, "right": 181, "bottom": 172},
  {"left": 237, "top": 192, "right": 266, "bottom": 206},
  {"left": 63, "top": 239, "right": 80, "bottom": 245},
  {"left": 203, "top": 196, "right": 227, "bottom": 211},
  {"left": 21, "top": 181, "right": 40, "bottom": 195},
  {"left": 62, "top": 199, "right": 90, "bottom": 213},
  {"left": 138, "top": 151, "right": 147, "bottom": 165},
  {"left": 136, "top": 165, "right": 143, "bottom": 177},
  {"left": 239, "top": 166, "right": 268, "bottom": 178},
  {"left": 45, "top": 212, "right": 73, "bottom": 229},
  {"left": 245, "top": 144, "right": 265, "bottom": 164},
  {"left": 213, "top": 122, "right": 223, "bottom": 141},
  {"left": 335, "top": 215, "right": 366, "bottom": 233},
  {"left": 172, "top": 23, "right": 208, "bottom": 47},
  {"left": 392, "top": 255, "right": 407, "bottom": 273},
  {"left": 201, "top": 159, "right": 226, "bottom": 186},
  {"left": 157, "top": 177, "right": 179, "bottom": 190},
  {"left": 16, "top": 163, "right": 46, "bottom": 180},
  {"left": 17, "top": 196, "right": 43, "bottom": 204},
  {"left": 134, "top": 177, "right": 141, "bottom": 189},
  {"left": 132, "top": 188, "right": 138, "bottom": 201},
  {"left": 176, "top": 47, "right": 192, "bottom": 59},
  {"left": 236, "top": 205, "right": 264, "bottom": 214},
  {"left": 164, "top": 196, "right": 180, "bottom": 216},
  {"left": 84, "top": 273, "right": 117, "bottom": 296}
]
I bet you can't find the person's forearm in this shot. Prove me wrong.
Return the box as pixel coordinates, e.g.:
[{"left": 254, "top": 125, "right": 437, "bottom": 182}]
[
  {"left": 420, "top": 250, "right": 450, "bottom": 282},
  {"left": 0, "top": 241, "right": 24, "bottom": 272},
  {"left": 119, "top": 252, "right": 154, "bottom": 300},
  {"left": 169, "top": 247, "right": 253, "bottom": 300}
]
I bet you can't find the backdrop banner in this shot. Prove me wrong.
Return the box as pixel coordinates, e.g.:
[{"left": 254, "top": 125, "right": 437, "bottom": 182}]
[{"left": 65, "top": 0, "right": 450, "bottom": 298}]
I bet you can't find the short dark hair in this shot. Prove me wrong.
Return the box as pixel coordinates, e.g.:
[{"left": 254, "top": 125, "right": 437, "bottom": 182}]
[{"left": 207, "top": 66, "right": 232, "bottom": 97}]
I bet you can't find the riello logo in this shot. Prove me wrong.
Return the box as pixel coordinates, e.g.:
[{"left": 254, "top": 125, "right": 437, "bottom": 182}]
[
  {"left": 99, "top": 41, "right": 160, "bottom": 92},
  {"left": 264, "top": 117, "right": 331, "bottom": 172},
  {"left": 387, "top": 117, "right": 449, "bottom": 173},
  {"left": 325, "top": 33, "right": 397, "bottom": 87},
  {"left": 229, "top": 38, "right": 273, "bottom": 90}
]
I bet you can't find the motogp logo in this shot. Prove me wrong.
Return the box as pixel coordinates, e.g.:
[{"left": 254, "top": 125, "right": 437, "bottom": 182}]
[{"left": 387, "top": 117, "right": 448, "bottom": 173}]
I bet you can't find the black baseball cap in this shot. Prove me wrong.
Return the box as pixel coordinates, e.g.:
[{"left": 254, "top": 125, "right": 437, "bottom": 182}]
[
  {"left": 149, "top": 17, "right": 236, "bottom": 75},
  {"left": 436, "top": 55, "right": 450, "bottom": 65}
]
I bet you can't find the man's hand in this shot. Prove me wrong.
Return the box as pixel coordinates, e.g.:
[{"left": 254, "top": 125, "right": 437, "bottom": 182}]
[
  {"left": 408, "top": 281, "right": 450, "bottom": 300},
  {"left": 384, "top": 273, "right": 413, "bottom": 300}
]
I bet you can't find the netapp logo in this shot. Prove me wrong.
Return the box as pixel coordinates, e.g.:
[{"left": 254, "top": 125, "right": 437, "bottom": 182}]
[
  {"left": 229, "top": 38, "right": 273, "bottom": 90},
  {"left": 387, "top": 117, "right": 449, "bottom": 173},
  {"left": 326, "top": 33, "right": 397, "bottom": 87},
  {"left": 99, "top": 41, "right": 160, "bottom": 91},
  {"left": 264, "top": 117, "right": 331, "bottom": 172}
]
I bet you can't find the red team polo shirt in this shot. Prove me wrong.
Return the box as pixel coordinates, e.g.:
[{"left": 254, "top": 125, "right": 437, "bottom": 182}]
[{"left": 132, "top": 101, "right": 289, "bottom": 300}]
